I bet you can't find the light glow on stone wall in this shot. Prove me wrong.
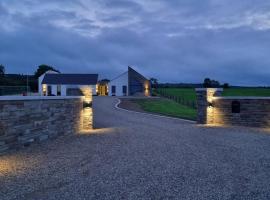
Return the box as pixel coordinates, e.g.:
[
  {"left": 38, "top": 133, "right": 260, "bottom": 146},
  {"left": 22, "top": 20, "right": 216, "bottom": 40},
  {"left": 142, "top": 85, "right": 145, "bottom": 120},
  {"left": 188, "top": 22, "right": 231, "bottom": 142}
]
[
  {"left": 206, "top": 89, "right": 214, "bottom": 124},
  {"left": 80, "top": 87, "right": 93, "bottom": 131},
  {"left": 206, "top": 89, "right": 225, "bottom": 126}
]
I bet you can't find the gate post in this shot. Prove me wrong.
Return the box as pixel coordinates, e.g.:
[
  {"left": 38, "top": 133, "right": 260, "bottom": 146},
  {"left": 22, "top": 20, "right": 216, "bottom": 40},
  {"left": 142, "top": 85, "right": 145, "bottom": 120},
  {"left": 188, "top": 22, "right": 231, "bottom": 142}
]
[
  {"left": 195, "top": 88, "right": 223, "bottom": 125},
  {"left": 81, "top": 87, "right": 93, "bottom": 130}
]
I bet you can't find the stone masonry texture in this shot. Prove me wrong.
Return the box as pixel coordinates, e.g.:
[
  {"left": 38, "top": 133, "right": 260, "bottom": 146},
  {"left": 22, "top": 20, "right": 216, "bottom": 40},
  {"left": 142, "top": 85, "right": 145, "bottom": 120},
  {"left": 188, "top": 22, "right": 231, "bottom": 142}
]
[
  {"left": 212, "top": 98, "right": 270, "bottom": 127},
  {"left": 196, "top": 88, "right": 270, "bottom": 128},
  {"left": 0, "top": 98, "right": 84, "bottom": 154}
]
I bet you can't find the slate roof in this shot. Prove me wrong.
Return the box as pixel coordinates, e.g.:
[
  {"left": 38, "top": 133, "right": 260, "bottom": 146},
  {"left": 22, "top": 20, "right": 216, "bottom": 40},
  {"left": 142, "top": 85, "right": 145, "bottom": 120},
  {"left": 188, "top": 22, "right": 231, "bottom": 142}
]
[
  {"left": 128, "top": 66, "right": 148, "bottom": 81},
  {"left": 42, "top": 74, "right": 98, "bottom": 85}
]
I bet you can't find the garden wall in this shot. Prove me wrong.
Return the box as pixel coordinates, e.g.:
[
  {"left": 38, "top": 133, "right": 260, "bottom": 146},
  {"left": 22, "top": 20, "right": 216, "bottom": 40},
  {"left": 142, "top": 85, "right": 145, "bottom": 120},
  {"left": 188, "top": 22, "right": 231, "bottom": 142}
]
[
  {"left": 0, "top": 96, "right": 90, "bottom": 154},
  {"left": 196, "top": 88, "right": 270, "bottom": 128}
]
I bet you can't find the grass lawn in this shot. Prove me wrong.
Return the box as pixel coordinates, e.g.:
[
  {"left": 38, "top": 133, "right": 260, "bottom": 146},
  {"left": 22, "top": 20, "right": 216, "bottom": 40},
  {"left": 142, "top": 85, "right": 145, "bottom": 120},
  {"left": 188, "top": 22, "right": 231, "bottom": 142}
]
[
  {"left": 157, "top": 88, "right": 270, "bottom": 101},
  {"left": 222, "top": 88, "right": 270, "bottom": 97},
  {"left": 134, "top": 99, "right": 197, "bottom": 120},
  {"left": 143, "top": 88, "right": 270, "bottom": 120},
  {"left": 156, "top": 88, "right": 196, "bottom": 101}
]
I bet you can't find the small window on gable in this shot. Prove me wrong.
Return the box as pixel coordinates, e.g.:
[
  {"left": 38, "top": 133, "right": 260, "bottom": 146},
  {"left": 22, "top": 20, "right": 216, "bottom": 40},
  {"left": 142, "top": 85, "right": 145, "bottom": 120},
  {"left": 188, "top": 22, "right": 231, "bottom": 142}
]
[
  {"left": 232, "top": 101, "right": 240, "bottom": 113},
  {"left": 112, "top": 86, "right": 116, "bottom": 96},
  {"left": 122, "top": 86, "right": 127, "bottom": 95}
]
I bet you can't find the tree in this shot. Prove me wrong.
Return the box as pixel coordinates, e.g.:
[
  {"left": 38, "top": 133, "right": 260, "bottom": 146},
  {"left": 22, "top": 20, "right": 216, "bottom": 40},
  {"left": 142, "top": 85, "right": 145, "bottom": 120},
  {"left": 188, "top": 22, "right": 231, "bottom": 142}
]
[
  {"left": 203, "top": 78, "right": 211, "bottom": 88},
  {"left": 0, "top": 64, "right": 5, "bottom": 76},
  {"left": 34, "top": 64, "right": 60, "bottom": 78},
  {"left": 211, "top": 80, "right": 220, "bottom": 88},
  {"left": 98, "top": 79, "right": 110, "bottom": 84},
  {"left": 223, "top": 83, "right": 229, "bottom": 89},
  {"left": 150, "top": 78, "right": 158, "bottom": 89},
  {"left": 203, "top": 78, "right": 220, "bottom": 88}
]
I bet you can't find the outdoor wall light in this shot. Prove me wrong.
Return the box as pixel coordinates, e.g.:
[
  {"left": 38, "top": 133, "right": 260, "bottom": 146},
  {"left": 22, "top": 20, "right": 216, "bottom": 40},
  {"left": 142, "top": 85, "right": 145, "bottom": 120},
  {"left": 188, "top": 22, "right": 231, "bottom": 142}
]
[
  {"left": 83, "top": 101, "right": 92, "bottom": 108},
  {"left": 208, "top": 102, "right": 214, "bottom": 108}
]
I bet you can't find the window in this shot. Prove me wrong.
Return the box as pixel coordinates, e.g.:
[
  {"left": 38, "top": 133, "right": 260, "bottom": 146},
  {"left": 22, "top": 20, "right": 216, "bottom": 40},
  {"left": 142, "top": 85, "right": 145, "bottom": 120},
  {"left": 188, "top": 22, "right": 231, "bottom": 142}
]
[
  {"left": 111, "top": 86, "right": 116, "bottom": 96},
  {"left": 122, "top": 86, "right": 127, "bottom": 96},
  {"left": 232, "top": 101, "right": 240, "bottom": 113},
  {"left": 57, "top": 85, "right": 61, "bottom": 96},
  {"left": 47, "top": 86, "right": 52, "bottom": 96}
]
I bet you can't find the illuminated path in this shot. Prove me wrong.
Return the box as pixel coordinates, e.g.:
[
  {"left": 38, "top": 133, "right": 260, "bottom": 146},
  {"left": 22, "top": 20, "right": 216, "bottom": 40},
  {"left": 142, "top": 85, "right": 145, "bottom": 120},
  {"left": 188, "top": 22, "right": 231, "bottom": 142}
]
[{"left": 1, "top": 96, "right": 270, "bottom": 200}]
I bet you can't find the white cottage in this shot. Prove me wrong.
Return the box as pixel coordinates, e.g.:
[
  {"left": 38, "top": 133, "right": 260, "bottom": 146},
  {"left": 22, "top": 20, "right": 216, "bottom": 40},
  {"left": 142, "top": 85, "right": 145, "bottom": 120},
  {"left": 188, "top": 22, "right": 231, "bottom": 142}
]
[{"left": 38, "top": 71, "right": 98, "bottom": 96}]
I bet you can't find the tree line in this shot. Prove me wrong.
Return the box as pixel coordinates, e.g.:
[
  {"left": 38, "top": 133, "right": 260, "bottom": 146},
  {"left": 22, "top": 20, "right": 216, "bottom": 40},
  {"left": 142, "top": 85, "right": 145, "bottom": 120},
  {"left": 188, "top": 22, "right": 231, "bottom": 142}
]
[
  {"left": 150, "top": 77, "right": 230, "bottom": 89},
  {"left": 0, "top": 64, "right": 59, "bottom": 78},
  {"left": 0, "top": 64, "right": 60, "bottom": 92}
]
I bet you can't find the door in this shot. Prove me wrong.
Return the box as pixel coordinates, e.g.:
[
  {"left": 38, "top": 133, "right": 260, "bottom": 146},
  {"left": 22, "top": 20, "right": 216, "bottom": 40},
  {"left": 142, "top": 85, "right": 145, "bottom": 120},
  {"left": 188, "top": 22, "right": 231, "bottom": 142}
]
[
  {"left": 122, "top": 86, "right": 127, "bottom": 96},
  {"left": 99, "top": 85, "right": 108, "bottom": 96},
  {"left": 47, "top": 86, "right": 52, "bottom": 96}
]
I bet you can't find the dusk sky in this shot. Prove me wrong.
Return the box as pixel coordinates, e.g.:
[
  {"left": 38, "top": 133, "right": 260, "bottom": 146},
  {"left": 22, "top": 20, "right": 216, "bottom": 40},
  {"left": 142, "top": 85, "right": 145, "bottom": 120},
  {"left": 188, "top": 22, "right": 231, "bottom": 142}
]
[{"left": 1, "top": 0, "right": 270, "bottom": 86}]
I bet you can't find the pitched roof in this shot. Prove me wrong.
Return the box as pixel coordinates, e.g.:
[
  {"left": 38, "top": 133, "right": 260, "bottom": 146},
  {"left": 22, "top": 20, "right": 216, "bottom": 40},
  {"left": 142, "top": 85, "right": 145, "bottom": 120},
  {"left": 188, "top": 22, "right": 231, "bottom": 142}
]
[
  {"left": 42, "top": 74, "right": 98, "bottom": 85},
  {"left": 128, "top": 66, "right": 148, "bottom": 81}
]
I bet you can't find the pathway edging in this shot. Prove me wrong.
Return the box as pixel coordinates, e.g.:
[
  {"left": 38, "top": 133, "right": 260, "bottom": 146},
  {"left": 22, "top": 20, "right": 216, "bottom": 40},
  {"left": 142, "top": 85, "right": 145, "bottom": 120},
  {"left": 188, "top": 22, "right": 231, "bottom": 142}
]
[{"left": 115, "top": 98, "right": 196, "bottom": 123}]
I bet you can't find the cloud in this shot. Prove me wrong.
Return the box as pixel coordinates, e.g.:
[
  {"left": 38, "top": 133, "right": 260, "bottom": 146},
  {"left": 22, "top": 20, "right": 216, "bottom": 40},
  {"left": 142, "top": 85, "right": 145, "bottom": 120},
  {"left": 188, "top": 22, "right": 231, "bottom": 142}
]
[{"left": 0, "top": 0, "right": 270, "bottom": 85}]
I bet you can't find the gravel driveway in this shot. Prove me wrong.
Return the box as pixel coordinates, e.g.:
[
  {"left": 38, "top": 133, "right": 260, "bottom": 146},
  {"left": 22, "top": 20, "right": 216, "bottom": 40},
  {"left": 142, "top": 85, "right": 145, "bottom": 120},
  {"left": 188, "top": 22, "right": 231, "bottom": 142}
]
[{"left": 1, "top": 96, "right": 270, "bottom": 200}]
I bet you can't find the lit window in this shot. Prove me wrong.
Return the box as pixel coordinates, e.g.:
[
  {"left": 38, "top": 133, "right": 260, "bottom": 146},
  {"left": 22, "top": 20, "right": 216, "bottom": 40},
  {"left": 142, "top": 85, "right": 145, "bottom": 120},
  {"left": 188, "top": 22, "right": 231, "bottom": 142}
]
[{"left": 42, "top": 85, "right": 47, "bottom": 96}]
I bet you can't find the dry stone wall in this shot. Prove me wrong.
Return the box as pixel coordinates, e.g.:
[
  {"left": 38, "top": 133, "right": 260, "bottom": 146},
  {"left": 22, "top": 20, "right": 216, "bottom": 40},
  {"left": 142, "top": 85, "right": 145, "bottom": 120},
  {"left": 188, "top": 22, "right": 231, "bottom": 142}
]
[
  {"left": 212, "top": 97, "right": 270, "bottom": 127},
  {"left": 196, "top": 88, "right": 270, "bottom": 128},
  {"left": 0, "top": 96, "right": 84, "bottom": 154}
]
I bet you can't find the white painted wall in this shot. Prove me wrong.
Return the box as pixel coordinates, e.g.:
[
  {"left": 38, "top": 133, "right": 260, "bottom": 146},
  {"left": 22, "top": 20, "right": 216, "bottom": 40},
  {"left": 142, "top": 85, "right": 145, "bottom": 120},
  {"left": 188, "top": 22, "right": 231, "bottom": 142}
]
[
  {"left": 61, "top": 85, "right": 67, "bottom": 96},
  {"left": 108, "top": 72, "right": 128, "bottom": 96},
  {"left": 38, "top": 70, "right": 59, "bottom": 95},
  {"left": 66, "top": 85, "right": 97, "bottom": 96},
  {"left": 51, "top": 85, "right": 57, "bottom": 96},
  {"left": 38, "top": 70, "right": 97, "bottom": 96},
  {"left": 42, "top": 84, "right": 97, "bottom": 96},
  {"left": 38, "top": 74, "right": 45, "bottom": 95}
]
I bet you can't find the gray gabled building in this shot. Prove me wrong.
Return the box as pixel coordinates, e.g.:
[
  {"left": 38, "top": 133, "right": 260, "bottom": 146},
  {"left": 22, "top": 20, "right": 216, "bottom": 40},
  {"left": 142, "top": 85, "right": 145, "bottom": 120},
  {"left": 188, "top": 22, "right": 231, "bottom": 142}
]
[{"left": 108, "top": 66, "right": 151, "bottom": 96}]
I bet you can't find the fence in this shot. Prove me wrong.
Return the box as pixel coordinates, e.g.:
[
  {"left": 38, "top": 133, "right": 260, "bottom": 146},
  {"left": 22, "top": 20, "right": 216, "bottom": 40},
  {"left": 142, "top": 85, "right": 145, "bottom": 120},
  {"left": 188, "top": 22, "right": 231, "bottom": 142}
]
[{"left": 155, "top": 88, "right": 197, "bottom": 109}]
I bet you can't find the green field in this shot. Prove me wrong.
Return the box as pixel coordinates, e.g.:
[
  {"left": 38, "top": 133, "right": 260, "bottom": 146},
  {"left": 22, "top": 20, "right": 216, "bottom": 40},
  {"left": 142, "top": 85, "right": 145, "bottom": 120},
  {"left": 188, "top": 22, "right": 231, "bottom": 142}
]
[
  {"left": 222, "top": 88, "right": 270, "bottom": 97},
  {"left": 136, "top": 87, "right": 270, "bottom": 120},
  {"left": 156, "top": 88, "right": 196, "bottom": 101},
  {"left": 134, "top": 99, "right": 197, "bottom": 120},
  {"left": 157, "top": 88, "right": 270, "bottom": 102}
]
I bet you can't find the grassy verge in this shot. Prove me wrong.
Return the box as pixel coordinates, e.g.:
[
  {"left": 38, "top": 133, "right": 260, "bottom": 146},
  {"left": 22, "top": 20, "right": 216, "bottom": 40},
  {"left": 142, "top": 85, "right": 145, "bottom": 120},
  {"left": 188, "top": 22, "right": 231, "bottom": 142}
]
[
  {"left": 134, "top": 99, "right": 197, "bottom": 121},
  {"left": 222, "top": 88, "right": 270, "bottom": 97},
  {"left": 156, "top": 88, "right": 270, "bottom": 101},
  {"left": 145, "top": 88, "right": 270, "bottom": 120}
]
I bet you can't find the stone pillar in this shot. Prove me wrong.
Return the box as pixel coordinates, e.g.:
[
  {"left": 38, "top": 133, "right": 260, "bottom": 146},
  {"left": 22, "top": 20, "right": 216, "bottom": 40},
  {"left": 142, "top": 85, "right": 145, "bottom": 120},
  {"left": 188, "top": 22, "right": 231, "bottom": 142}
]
[
  {"left": 80, "top": 87, "right": 93, "bottom": 130},
  {"left": 195, "top": 88, "right": 223, "bottom": 124}
]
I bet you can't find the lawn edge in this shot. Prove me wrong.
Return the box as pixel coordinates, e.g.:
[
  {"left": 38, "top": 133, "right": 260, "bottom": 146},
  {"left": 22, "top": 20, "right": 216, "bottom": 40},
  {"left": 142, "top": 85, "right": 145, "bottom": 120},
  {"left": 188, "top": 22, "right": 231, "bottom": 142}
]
[{"left": 115, "top": 98, "right": 196, "bottom": 123}]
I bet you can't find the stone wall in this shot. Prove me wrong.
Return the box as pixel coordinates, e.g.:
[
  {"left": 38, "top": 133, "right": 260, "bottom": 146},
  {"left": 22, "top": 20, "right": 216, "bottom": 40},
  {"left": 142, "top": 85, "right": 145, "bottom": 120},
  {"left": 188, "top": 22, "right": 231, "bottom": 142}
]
[
  {"left": 212, "top": 97, "right": 270, "bottom": 127},
  {"left": 0, "top": 96, "right": 88, "bottom": 154},
  {"left": 196, "top": 88, "right": 270, "bottom": 128}
]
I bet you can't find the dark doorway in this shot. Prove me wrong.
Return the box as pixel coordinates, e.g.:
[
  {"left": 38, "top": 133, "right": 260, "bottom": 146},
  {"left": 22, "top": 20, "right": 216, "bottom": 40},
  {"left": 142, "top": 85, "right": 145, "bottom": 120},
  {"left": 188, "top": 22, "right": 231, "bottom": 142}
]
[
  {"left": 122, "top": 86, "right": 127, "bottom": 96},
  {"left": 47, "top": 86, "right": 52, "bottom": 96}
]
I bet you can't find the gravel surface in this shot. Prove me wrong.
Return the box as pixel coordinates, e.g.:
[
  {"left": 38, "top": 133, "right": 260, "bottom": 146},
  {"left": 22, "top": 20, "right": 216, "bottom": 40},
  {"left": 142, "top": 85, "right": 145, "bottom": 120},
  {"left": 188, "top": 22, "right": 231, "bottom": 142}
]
[{"left": 1, "top": 96, "right": 270, "bottom": 200}]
